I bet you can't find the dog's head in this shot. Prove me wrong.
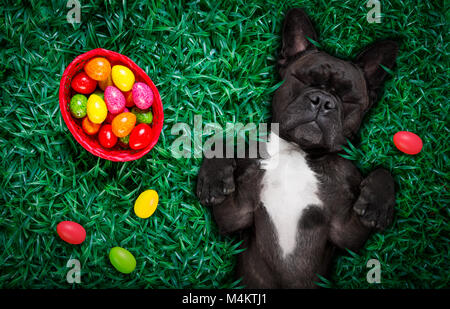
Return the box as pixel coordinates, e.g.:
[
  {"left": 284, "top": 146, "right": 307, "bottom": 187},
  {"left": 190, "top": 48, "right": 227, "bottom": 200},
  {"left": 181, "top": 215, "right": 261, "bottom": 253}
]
[{"left": 272, "top": 8, "right": 398, "bottom": 153}]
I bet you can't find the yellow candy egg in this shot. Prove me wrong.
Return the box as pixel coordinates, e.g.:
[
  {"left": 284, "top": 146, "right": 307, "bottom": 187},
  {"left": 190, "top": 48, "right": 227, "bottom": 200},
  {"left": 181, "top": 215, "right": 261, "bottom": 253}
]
[
  {"left": 87, "top": 94, "right": 107, "bottom": 124},
  {"left": 111, "top": 65, "right": 135, "bottom": 92},
  {"left": 134, "top": 190, "right": 159, "bottom": 219}
]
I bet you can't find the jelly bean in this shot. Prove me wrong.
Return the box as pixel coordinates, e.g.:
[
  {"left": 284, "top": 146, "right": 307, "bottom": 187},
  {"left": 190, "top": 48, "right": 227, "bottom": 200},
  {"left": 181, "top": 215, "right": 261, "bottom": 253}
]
[
  {"left": 87, "top": 94, "right": 108, "bottom": 124},
  {"left": 99, "top": 73, "right": 113, "bottom": 91},
  {"left": 104, "top": 86, "right": 126, "bottom": 114},
  {"left": 84, "top": 57, "right": 111, "bottom": 81},
  {"left": 111, "top": 65, "right": 135, "bottom": 92},
  {"left": 98, "top": 124, "right": 117, "bottom": 148},
  {"left": 112, "top": 112, "right": 136, "bottom": 138},
  {"left": 129, "top": 123, "right": 152, "bottom": 150},
  {"left": 57, "top": 221, "right": 86, "bottom": 245},
  {"left": 71, "top": 72, "right": 97, "bottom": 94},
  {"left": 124, "top": 91, "right": 135, "bottom": 107},
  {"left": 132, "top": 82, "right": 154, "bottom": 109},
  {"left": 82, "top": 117, "right": 101, "bottom": 135},
  {"left": 134, "top": 189, "right": 159, "bottom": 219},
  {"left": 69, "top": 94, "right": 87, "bottom": 118},
  {"left": 393, "top": 131, "right": 423, "bottom": 155},
  {"left": 131, "top": 107, "right": 153, "bottom": 124},
  {"left": 109, "top": 247, "right": 136, "bottom": 274}
]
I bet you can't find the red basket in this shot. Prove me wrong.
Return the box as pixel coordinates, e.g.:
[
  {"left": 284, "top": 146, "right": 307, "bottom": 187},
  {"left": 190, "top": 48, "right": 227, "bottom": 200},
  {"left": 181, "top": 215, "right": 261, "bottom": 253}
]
[{"left": 59, "top": 48, "right": 163, "bottom": 162}]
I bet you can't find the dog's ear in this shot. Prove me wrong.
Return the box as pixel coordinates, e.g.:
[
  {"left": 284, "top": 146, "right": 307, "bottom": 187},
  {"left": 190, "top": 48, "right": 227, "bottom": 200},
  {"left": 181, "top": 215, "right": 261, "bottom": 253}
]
[
  {"left": 278, "top": 8, "right": 317, "bottom": 71},
  {"left": 355, "top": 40, "right": 398, "bottom": 104}
]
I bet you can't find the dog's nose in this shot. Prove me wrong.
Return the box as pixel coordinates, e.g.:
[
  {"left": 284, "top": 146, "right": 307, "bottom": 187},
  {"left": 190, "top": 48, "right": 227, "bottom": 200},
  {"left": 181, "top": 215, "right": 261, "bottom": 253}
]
[{"left": 307, "top": 92, "right": 337, "bottom": 112}]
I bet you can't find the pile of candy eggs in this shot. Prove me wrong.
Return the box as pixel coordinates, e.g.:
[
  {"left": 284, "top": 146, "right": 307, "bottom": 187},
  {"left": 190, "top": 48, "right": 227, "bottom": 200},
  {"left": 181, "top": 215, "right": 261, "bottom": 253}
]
[{"left": 69, "top": 57, "right": 154, "bottom": 150}]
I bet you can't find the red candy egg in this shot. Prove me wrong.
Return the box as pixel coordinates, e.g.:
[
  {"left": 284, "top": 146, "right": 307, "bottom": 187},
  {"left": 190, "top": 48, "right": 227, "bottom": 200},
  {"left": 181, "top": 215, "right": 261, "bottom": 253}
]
[
  {"left": 71, "top": 72, "right": 97, "bottom": 94},
  {"left": 57, "top": 221, "right": 86, "bottom": 245},
  {"left": 129, "top": 123, "right": 152, "bottom": 150},
  {"left": 393, "top": 131, "right": 423, "bottom": 155},
  {"left": 98, "top": 124, "right": 118, "bottom": 148}
]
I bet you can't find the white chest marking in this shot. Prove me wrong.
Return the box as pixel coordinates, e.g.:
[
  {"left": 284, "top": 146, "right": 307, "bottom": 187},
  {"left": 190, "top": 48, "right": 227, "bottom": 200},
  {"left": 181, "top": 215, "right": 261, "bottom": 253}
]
[{"left": 260, "top": 132, "right": 322, "bottom": 258}]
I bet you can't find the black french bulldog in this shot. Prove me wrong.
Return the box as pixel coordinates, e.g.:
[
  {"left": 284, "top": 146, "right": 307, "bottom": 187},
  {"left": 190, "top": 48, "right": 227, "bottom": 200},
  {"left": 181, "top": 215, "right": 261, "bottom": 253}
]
[{"left": 196, "top": 8, "right": 397, "bottom": 288}]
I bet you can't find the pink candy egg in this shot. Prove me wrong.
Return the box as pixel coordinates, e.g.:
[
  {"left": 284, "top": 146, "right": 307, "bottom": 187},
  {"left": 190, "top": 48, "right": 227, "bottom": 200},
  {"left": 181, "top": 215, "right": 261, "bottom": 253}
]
[
  {"left": 132, "top": 82, "right": 154, "bottom": 109},
  {"left": 104, "top": 86, "right": 126, "bottom": 114},
  {"left": 393, "top": 131, "right": 423, "bottom": 155}
]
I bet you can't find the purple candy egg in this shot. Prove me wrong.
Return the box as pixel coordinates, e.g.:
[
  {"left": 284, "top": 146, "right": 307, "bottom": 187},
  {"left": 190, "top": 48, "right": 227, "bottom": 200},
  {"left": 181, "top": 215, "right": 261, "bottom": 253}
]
[
  {"left": 104, "top": 86, "right": 126, "bottom": 114},
  {"left": 132, "top": 82, "right": 154, "bottom": 110}
]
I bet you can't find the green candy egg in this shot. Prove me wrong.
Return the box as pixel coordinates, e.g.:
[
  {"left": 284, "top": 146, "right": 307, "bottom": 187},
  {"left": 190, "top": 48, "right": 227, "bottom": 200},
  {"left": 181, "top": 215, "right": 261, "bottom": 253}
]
[
  {"left": 119, "top": 135, "right": 130, "bottom": 145},
  {"left": 131, "top": 107, "right": 153, "bottom": 124},
  {"left": 109, "top": 247, "right": 136, "bottom": 274},
  {"left": 94, "top": 90, "right": 104, "bottom": 100},
  {"left": 69, "top": 94, "right": 87, "bottom": 118}
]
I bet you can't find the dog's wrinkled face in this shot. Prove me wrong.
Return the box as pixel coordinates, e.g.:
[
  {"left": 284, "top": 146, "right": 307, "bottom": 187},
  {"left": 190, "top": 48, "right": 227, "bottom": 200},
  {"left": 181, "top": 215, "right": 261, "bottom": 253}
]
[{"left": 273, "top": 9, "right": 398, "bottom": 153}]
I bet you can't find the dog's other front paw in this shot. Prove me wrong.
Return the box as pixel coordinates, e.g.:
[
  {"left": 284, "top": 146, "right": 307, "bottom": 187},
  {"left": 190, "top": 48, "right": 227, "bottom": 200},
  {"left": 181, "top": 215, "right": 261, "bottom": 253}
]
[
  {"left": 196, "top": 158, "right": 236, "bottom": 207},
  {"left": 353, "top": 168, "right": 395, "bottom": 231}
]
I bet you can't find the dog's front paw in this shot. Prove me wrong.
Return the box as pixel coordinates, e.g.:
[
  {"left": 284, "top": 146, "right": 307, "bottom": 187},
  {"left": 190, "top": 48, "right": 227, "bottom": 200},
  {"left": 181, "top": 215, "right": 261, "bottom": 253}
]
[
  {"left": 353, "top": 168, "right": 395, "bottom": 231},
  {"left": 196, "top": 158, "right": 236, "bottom": 207}
]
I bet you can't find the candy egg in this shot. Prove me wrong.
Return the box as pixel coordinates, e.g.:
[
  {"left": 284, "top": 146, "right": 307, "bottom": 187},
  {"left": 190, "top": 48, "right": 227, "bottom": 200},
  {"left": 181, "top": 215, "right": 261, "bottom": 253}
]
[
  {"left": 71, "top": 72, "right": 97, "bottom": 94},
  {"left": 69, "top": 94, "right": 87, "bottom": 118},
  {"left": 82, "top": 117, "right": 101, "bottom": 135},
  {"left": 98, "top": 124, "right": 118, "bottom": 148},
  {"left": 104, "top": 86, "right": 126, "bottom": 114},
  {"left": 131, "top": 107, "right": 153, "bottom": 124},
  {"left": 129, "top": 123, "right": 152, "bottom": 150},
  {"left": 111, "top": 65, "right": 135, "bottom": 92},
  {"left": 87, "top": 94, "right": 108, "bottom": 124},
  {"left": 134, "top": 189, "right": 159, "bottom": 219},
  {"left": 111, "top": 112, "right": 136, "bottom": 138},
  {"left": 124, "top": 91, "right": 135, "bottom": 107},
  {"left": 99, "top": 73, "right": 113, "bottom": 90},
  {"left": 84, "top": 57, "right": 111, "bottom": 81},
  {"left": 132, "top": 82, "right": 154, "bottom": 109},
  {"left": 57, "top": 221, "right": 86, "bottom": 245},
  {"left": 109, "top": 247, "right": 136, "bottom": 274},
  {"left": 393, "top": 131, "right": 423, "bottom": 155}
]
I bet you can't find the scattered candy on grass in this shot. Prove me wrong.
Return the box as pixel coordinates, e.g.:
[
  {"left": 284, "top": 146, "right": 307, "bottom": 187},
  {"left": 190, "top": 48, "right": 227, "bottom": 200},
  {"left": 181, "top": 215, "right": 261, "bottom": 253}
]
[
  {"left": 109, "top": 247, "right": 136, "bottom": 274},
  {"left": 393, "top": 131, "right": 423, "bottom": 155},
  {"left": 134, "top": 189, "right": 159, "bottom": 219},
  {"left": 57, "top": 221, "right": 86, "bottom": 245}
]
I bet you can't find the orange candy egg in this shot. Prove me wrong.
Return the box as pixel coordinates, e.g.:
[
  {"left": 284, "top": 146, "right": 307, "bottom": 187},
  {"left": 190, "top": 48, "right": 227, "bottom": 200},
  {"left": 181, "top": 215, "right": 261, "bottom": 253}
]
[
  {"left": 111, "top": 112, "right": 136, "bottom": 138},
  {"left": 82, "top": 117, "right": 101, "bottom": 135},
  {"left": 84, "top": 57, "right": 111, "bottom": 81}
]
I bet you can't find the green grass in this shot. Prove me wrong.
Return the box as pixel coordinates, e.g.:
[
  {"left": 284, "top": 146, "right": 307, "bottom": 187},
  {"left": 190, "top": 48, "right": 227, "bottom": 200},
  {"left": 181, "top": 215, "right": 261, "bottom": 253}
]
[{"left": 0, "top": 0, "right": 448, "bottom": 288}]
